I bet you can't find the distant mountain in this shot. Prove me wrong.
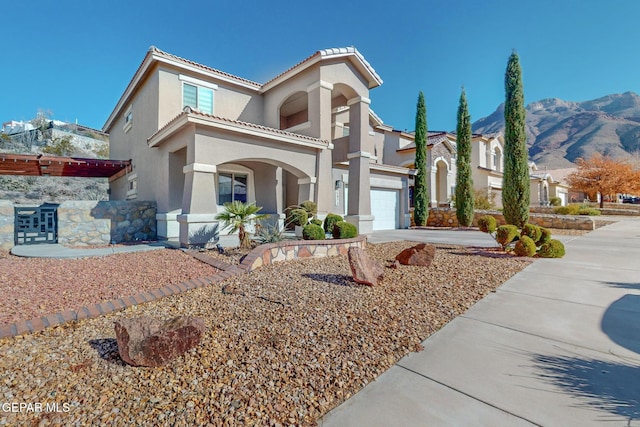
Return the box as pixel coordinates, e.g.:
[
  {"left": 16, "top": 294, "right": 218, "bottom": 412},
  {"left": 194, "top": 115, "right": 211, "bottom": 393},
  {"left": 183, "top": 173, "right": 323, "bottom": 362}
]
[{"left": 472, "top": 92, "right": 640, "bottom": 168}]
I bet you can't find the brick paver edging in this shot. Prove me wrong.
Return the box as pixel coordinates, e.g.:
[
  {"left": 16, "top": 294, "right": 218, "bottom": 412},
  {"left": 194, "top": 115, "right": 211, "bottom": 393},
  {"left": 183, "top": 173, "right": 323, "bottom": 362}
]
[{"left": 0, "top": 236, "right": 366, "bottom": 339}]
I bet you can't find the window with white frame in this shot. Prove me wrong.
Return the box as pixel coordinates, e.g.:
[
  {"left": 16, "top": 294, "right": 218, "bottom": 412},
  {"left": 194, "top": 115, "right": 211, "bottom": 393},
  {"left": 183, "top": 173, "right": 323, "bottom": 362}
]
[
  {"left": 123, "top": 105, "right": 133, "bottom": 133},
  {"left": 127, "top": 173, "right": 138, "bottom": 199},
  {"left": 218, "top": 172, "right": 247, "bottom": 205},
  {"left": 179, "top": 75, "right": 217, "bottom": 115}
]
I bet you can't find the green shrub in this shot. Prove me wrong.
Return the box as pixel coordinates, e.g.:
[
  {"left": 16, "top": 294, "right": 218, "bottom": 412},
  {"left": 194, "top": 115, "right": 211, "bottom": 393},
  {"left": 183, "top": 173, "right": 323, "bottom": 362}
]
[
  {"left": 554, "top": 204, "right": 580, "bottom": 215},
  {"left": 310, "top": 218, "right": 323, "bottom": 227},
  {"left": 537, "top": 227, "right": 552, "bottom": 246},
  {"left": 538, "top": 239, "right": 565, "bottom": 258},
  {"left": 332, "top": 221, "right": 358, "bottom": 239},
  {"left": 520, "top": 223, "right": 542, "bottom": 242},
  {"left": 496, "top": 225, "right": 519, "bottom": 249},
  {"left": 287, "top": 208, "right": 308, "bottom": 226},
  {"left": 478, "top": 215, "right": 497, "bottom": 234},
  {"left": 514, "top": 235, "right": 537, "bottom": 257},
  {"left": 578, "top": 207, "right": 601, "bottom": 216},
  {"left": 300, "top": 200, "right": 317, "bottom": 218},
  {"left": 549, "top": 197, "right": 561, "bottom": 206},
  {"left": 323, "top": 213, "right": 343, "bottom": 233},
  {"left": 254, "top": 223, "right": 284, "bottom": 244},
  {"left": 303, "top": 224, "right": 325, "bottom": 240}
]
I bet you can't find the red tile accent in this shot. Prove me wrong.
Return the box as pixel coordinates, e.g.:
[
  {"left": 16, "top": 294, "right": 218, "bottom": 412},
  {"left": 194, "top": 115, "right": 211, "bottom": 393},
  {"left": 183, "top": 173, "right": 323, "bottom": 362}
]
[
  {"left": 29, "top": 318, "right": 46, "bottom": 332},
  {"left": 0, "top": 324, "right": 17, "bottom": 339},
  {"left": 14, "top": 320, "right": 30, "bottom": 335},
  {"left": 150, "top": 289, "right": 165, "bottom": 299},
  {"left": 44, "top": 314, "right": 61, "bottom": 328},
  {"left": 85, "top": 305, "right": 102, "bottom": 318},
  {"left": 59, "top": 311, "right": 77, "bottom": 323}
]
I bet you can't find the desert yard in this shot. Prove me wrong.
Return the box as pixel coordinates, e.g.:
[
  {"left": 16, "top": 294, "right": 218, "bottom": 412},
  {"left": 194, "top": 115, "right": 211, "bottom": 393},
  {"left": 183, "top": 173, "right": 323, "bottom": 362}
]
[{"left": 0, "top": 241, "right": 530, "bottom": 426}]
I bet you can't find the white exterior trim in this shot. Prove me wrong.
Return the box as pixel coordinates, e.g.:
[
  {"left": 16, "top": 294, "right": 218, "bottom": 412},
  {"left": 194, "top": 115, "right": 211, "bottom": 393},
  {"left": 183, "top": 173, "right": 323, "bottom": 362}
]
[
  {"left": 179, "top": 74, "right": 219, "bottom": 90},
  {"left": 298, "top": 177, "right": 317, "bottom": 185},
  {"left": 347, "top": 96, "right": 371, "bottom": 106},
  {"left": 183, "top": 163, "right": 217, "bottom": 174}
]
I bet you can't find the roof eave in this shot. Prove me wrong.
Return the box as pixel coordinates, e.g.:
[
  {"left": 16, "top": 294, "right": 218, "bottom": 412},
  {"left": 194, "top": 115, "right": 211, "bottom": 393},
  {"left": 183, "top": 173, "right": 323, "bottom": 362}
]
[
  {"left": 149, "top": 113, "right": 329, "bottom": 150},
  {"left": 260, "top": 48, "right": 383, "bottom": 93}
]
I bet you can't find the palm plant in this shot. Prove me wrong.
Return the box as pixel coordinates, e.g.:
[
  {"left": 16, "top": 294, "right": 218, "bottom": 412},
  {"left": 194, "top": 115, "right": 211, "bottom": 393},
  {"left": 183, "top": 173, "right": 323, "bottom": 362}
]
[{"left": 215, "top": 201, "right": 267, "bottom": 249}]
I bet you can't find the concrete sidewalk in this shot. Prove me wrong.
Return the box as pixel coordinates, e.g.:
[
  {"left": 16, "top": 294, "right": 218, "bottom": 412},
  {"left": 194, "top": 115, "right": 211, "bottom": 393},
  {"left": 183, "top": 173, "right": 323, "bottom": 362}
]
[{"left": 320, "top": 220, "right": 640, "bottom": 426}]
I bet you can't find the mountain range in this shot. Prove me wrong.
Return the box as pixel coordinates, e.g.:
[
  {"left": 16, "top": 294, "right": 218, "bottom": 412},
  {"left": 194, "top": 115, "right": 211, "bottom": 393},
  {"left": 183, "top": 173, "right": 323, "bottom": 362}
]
[{"left": 472, "top": 91, "right": 640, "bottom": 168}]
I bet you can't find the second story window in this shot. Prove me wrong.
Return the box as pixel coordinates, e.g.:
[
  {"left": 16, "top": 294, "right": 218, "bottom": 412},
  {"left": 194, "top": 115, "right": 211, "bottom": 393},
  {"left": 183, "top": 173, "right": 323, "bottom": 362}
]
[{"left": 179, "top": 75, "right": 217, "bottom": 115}]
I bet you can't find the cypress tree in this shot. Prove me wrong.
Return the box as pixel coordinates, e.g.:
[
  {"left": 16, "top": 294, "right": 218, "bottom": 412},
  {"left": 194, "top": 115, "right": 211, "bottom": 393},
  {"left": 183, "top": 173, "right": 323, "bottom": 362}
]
[
  {"left": 455, "top": 88, "right": 474, "bottom": 226},
  {"left": 502, "top": 51, "right": 530, "bottom": 227},
  {"left": 413, "top": 91, "right": 428, "bottom": 226}
]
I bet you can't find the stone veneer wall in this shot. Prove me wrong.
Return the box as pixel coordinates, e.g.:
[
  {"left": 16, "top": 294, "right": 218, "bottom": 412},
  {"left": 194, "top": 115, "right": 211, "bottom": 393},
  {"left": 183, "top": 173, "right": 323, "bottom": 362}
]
[
  {"left": 427, "top": 208, "right": 595, "bottom": 230},
  {"left": 529, "top": 205, "right": 640, "bottom": 216},
  {"left": 0, "top": 200, "right": 157, "bottom": 249},
  {"left": 0, "top": 200, "right": 14, "bottom": 250},
  {"left": 240, "top": 235, "right": 367, "bottom": 272},
  {"left": 58, "top": 201, "right": 157, "bottom": 246}
]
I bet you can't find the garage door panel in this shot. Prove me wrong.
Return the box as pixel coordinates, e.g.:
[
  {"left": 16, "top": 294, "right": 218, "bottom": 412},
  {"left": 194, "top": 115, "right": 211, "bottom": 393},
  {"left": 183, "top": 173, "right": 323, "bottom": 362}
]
[{"left": 371, "top": 189, "right": 399, "bottom": 230}]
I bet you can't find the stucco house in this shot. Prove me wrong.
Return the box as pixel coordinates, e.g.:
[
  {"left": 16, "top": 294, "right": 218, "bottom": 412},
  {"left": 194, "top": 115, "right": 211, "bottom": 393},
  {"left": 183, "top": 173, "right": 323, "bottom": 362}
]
[
  {"left": 529, "top": 163, "right": 571, "bottom": 206},
  {"left": 104, "top": 47, "right": 413, "bottom": 247},
  {"left": 378, "top": 127, "right": 506, "bottom": 208}
]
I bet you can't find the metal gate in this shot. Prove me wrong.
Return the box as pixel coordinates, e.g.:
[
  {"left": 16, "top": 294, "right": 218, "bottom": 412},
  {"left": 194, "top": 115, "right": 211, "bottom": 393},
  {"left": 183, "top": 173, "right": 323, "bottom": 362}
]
[{"left": 14, "top": 204, "right": 59, "bottom": 245}]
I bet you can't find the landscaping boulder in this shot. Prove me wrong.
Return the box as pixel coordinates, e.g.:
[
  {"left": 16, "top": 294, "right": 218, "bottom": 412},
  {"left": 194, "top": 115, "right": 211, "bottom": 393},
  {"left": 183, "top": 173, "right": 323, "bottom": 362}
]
[
  {"left": 395, "top": 243, "right": 436, "bottom": 267},
  {"left": 348, "top": 247, "right": 384, "bottom": 286},
  {"left": 114, "top": 316, "right": 205, "bottom": 367}
]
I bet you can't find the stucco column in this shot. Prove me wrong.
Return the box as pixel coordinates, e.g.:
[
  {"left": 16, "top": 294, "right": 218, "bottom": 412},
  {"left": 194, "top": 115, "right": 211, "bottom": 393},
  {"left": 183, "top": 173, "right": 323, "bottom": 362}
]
[
  {"left": 430, "top": 168, "right": 438, "bottom": 207},
  {"left": 298, "top": 177, "right": 316, "bottom": 204},
  {"left": 177, "top": 162, "right": 219, "bottom": 248},
  {"left": 345, "top": 96, "right": 374, "bottom": 235},
  {"left": 307, "top": 80, "right": 334, "bottom": 218}
]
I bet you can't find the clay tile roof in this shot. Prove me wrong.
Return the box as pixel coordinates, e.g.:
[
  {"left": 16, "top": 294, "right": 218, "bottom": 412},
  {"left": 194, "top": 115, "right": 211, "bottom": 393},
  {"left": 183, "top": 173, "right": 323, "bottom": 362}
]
[
  {"left": 150, "top": 46, "right": 262, "bottom": 88},
  {"left": 262, "top": 46, "right": 382, "bottom": 89},
  {"left": 148, "top": 108, "right": 328, "bottom": 146}
]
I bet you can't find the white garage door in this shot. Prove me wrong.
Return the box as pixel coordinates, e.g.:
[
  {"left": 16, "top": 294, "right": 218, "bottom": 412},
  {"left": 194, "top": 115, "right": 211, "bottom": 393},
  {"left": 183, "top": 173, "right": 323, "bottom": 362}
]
[{"left": 371, "top": 189, "right": 399, "bottom": 230}]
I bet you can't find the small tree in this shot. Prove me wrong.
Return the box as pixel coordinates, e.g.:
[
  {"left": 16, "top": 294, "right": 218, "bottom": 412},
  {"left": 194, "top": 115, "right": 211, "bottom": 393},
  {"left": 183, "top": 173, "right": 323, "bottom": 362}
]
[
  {"left": 455, "top": 88, "right": 474, "bottom": 226},
  {"left": 502, "top": 51, "right": 530, "bottom": 227},
  {"left": 215, "top": 201, "right": 267, "bottom": 249},
  {"left": 567, "top": 153, "right": 640, "bottom": 208},
  {"left": 414, "top": 91, "right": 429, "bottom": 226}
]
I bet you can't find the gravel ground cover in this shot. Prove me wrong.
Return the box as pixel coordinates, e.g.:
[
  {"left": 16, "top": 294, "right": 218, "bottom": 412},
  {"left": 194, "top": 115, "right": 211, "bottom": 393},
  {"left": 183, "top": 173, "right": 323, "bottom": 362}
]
[
  {"left": 0, "top": 249, "right": 220, "bottom": 325},
  {"left": 0, "top": 241, "right": 530, "bottom": 426}
]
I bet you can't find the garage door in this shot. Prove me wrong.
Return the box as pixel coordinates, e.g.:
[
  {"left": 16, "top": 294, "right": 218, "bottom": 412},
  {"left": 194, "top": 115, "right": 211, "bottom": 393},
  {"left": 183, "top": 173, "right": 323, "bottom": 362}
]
[{"left": 371, "top": 189, "right": 399, "bottom": 230}]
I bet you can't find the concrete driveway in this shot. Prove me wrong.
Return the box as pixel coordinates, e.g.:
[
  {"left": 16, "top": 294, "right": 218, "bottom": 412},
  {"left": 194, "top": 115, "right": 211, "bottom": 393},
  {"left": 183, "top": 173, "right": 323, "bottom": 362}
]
[{"left": 321, "top": 219, "right": 640, "bottom": 426}]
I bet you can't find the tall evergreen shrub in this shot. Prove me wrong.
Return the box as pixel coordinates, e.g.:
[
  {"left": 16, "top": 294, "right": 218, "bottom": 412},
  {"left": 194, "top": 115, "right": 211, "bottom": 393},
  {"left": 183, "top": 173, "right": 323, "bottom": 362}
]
[
  {"left": 455, "top": 89, "right": 474, "bottom": 226},
  {"left": 502, "top": 52, "right": 530, "bottom": 227},
  {"left": 414, "top": 91, "right": 429, "bottom": 226}
]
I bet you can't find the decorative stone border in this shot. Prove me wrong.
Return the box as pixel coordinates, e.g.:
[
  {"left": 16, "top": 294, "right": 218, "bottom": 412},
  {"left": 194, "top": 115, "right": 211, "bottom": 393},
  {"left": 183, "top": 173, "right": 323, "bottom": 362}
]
[
  {"left": 0, "top": 236, "right": 366, "bottom": 339},
  {"left": 238, "top": 235, "right": 367, "bottom": 272}
]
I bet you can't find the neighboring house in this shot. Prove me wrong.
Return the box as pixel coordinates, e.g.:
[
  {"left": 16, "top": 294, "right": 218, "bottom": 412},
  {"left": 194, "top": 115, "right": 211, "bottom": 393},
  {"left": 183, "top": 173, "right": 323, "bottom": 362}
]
[
  {"left": 529, "top": 163, "right": 572, "bottom": 206},
  {"left": 532, "top": 166, "right": 577, "bottom": 205},
  {"left": 104, "top": 47, "right": 414, "bottom": 247},
  {"left": 380, "top": 129, "right": 458, "bottom": 207},
  {"left": 380, "top": 128, "right": 505, "bottom": 208},
  {"left": 470, "top": 133, "right": 505, "bottom": 207}
]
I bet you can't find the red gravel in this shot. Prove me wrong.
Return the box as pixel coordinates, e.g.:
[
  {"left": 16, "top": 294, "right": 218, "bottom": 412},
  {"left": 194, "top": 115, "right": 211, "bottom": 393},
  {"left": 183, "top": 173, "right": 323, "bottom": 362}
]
[{"left": 0, "top": 249, "right": 219, "bottom": 325}]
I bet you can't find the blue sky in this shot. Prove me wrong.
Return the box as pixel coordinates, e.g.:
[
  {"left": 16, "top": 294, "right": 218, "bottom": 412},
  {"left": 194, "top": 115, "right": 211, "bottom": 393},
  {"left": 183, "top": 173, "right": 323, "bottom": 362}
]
[{"left": 2, "top": 0, "right": 640, "bottom": 133}]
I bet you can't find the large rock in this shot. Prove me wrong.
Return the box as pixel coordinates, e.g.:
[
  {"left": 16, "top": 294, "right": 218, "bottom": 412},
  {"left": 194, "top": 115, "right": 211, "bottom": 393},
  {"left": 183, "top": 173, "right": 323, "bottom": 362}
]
[
  {"left": 395, "top": 243, "right": 436, "bottom": 267},
  {"left": 348, "top": 247, "right": 384, "bottom": 286},
  {"left": 114, "top": 316, "right": 205, "bottom": 367}
]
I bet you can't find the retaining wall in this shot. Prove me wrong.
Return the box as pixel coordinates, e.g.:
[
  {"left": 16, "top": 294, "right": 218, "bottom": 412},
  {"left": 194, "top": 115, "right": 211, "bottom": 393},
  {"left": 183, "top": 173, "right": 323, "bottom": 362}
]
[
  {"left": 0, "top": 200, "right": 157, "bottom": 249},
  {"left": 240, "top": 235, "right": 367, "bottom": 272},
  {"left": 427, "top": 208, "right": 595, "bottom": 230}
]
